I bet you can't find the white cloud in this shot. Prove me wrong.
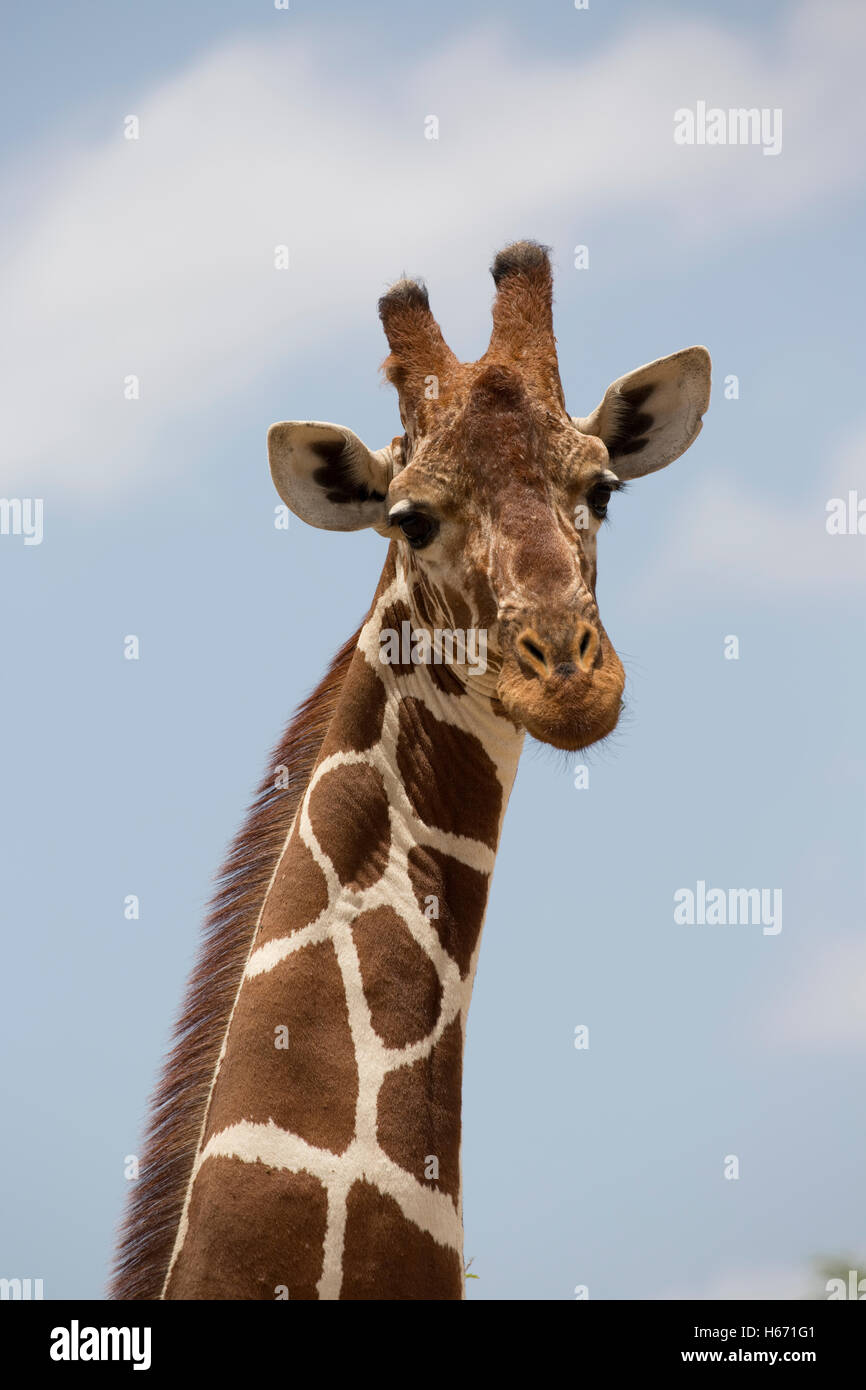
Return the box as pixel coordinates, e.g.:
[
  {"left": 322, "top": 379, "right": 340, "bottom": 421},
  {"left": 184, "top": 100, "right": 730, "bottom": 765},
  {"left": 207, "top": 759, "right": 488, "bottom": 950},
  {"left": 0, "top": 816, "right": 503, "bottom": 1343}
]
[
  {"left": 663, "top": 1263, "right": 813, "bottom": 1299},
  {"left": 2, "top": 1, "right": 866, "bottom": 501},
  {"left": 638, "top": 424, "right": 866, "bottom": 599},
  {"left": 759, "top": 935, "right": 866, "bottom": 1051}
]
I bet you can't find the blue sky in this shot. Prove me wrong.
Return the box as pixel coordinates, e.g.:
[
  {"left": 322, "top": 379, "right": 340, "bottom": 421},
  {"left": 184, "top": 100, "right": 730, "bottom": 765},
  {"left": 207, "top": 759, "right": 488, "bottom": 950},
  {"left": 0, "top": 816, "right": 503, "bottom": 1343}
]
[{"left": 2, "top": 0, "right": 865, "bottom": 1300}]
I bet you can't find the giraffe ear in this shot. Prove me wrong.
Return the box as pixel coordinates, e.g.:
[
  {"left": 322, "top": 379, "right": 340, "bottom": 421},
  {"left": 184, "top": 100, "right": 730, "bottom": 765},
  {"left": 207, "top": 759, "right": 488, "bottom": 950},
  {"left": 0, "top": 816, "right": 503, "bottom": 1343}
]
[
  {"left": 572, "top": 346, "right": 711, "bottom": 481},
  {"left": 268, "top": 421, "right": 395, "bottom": 531}
]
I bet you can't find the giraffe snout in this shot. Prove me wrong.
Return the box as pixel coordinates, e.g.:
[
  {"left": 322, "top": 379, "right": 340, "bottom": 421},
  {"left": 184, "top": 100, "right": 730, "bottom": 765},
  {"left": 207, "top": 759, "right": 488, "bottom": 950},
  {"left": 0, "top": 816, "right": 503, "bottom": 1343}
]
[{"left": 497, "top": 612, "right": 624, "bottom": 751}]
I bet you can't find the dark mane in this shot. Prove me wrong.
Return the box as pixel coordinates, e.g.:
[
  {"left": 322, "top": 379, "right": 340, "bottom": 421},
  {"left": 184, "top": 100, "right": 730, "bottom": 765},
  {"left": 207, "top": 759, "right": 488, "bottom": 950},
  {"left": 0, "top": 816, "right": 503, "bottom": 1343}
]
[{"left": 108, "top": 620, "right": 365, "bottom": 1299}]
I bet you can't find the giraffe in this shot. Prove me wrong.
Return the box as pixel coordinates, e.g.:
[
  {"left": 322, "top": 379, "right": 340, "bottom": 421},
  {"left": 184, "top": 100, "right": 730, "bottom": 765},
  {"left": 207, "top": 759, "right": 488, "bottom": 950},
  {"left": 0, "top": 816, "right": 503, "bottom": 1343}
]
[{"left": 110, "top": 241, "right": 710, "bottom": 1301}]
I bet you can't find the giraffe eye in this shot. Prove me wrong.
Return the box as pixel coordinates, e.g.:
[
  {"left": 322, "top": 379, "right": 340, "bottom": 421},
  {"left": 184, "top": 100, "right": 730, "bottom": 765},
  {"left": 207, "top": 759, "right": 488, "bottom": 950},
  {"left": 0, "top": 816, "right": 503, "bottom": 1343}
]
[
  {"left": 587, "top": 484, "right": 612, "bottom": 520},
  {"left": 393, "top": 510, "right": 438, "bottom": 549}
]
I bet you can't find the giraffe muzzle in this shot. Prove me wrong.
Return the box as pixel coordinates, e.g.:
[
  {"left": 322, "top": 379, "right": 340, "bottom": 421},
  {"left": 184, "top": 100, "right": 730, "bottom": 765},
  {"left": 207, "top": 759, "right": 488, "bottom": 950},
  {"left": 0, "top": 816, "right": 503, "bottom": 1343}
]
[{"left": 497, "top": 617, "right": 625, "bottom": 751}]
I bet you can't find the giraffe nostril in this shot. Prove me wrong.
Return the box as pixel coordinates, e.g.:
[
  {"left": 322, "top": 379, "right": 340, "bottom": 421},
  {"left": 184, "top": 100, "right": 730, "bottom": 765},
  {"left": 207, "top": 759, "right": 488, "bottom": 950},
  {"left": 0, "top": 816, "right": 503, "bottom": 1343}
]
[
  {"left": 516, "top": 630, "right": 552, "bottom": 678},
  {"left": 573, "top": 621, "right": 599, "bottom": 672}
]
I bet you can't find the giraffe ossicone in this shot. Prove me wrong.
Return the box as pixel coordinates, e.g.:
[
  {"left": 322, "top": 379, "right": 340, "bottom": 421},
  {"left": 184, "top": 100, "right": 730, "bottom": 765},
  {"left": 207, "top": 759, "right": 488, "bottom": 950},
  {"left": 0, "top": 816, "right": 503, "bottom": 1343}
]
[{"left": 110, "top": 241, "right": 710, "bottom": 1301}]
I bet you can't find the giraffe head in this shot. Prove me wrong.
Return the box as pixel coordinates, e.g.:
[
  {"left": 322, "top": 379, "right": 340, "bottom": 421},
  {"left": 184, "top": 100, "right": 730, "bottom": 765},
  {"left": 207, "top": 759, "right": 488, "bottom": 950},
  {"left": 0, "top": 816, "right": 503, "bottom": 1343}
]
[{"left": 269, "top": 242, "right": 710, "bottom": 751}]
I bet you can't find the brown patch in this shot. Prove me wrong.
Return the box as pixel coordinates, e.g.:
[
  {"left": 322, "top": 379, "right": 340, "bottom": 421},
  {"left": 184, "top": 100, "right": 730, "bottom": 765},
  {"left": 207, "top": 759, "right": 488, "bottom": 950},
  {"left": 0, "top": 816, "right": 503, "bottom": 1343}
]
[
  {"left": 341, "top": 1179, "right": 463, "bottom": 1300},
  {"left": 320, "top": 649, "right": 387, "bottom": 754},
  {"left": 165, "top": 1157, "right": 327, "bottom": 1300},
  {"left": 406, "top": 845, "right": 490, "bottom": 977},
  {"left": 406, "top": 578, "right": 469, "bottom": 696},
  {"left": 378, "top": 598, "right": 415, "bottom": 677},
  {"left": 396, "top": 697, "right": 502, "bottom": 847},
  {"left": 377, "top": 1014, "right": 463, "bottom": 1203},
  {"left": 308, "top": 762, "right": 391, "bottom": 891},
  {"left": 204, "top": 940, "right": 357, "bottom": 1154},
  {"left": 351, "top": 906, "right": 443, "bottom": 1047},
  {"left": 439, "top": 582, "right": 475, "bottom": 633},
  {"left": 256, "top": 832, "right": 329, "bottom": 947},
  {"left": 428, "top": 661, "right": 465, "bottom": 697}
]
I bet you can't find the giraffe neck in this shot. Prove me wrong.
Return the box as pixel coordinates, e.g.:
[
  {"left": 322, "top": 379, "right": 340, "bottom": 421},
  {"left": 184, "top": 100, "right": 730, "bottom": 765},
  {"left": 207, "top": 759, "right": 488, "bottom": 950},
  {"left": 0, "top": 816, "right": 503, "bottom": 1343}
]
[{"left": 163, "top": 549, "right": 524, "bottom": 1299}]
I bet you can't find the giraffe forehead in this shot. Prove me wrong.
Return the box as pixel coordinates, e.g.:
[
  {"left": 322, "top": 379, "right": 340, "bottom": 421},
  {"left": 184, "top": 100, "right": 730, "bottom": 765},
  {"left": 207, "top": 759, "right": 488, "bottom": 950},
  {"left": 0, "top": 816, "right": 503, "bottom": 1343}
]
[
  {"left": 394, "top": 398, "right": 598, "bottom": 512},
  {"left": 392, "top": 448, "right": 600, "bottom": 526}
]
